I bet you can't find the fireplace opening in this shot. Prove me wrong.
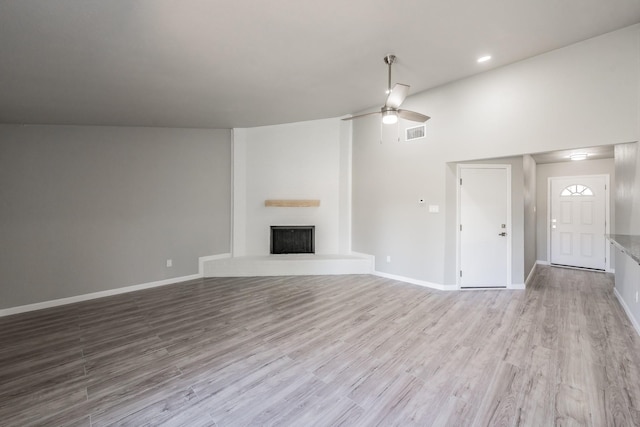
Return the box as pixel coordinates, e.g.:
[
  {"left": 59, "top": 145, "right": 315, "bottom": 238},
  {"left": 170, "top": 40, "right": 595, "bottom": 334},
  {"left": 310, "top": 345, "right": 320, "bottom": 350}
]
[{"left": 270, "top": 226, "right": 315, "bottom": 254}]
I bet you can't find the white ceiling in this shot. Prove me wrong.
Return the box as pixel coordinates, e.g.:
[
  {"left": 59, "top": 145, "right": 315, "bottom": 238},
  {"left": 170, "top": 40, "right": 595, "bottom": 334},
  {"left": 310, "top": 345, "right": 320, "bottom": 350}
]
[
  {"left": 531, "top": 145, "right": 615, "bottom": 164},
  {"left": 1, "top": 0, "right": 639, "bottom": 129}
]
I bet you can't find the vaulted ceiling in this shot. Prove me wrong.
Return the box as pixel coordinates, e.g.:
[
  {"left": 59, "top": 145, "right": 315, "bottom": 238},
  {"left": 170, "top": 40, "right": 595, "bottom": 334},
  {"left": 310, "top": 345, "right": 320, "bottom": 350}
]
[{"left": 1, "top": 0, "right": 639, "bottom": 129}]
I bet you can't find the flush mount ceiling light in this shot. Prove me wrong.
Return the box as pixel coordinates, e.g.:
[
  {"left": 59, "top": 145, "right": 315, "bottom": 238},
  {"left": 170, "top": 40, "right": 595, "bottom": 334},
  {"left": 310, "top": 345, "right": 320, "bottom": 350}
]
[
  {"left": 343, "top": 55, "right": 430, "bottom": 125},
  {"left": 477, "top": 55, "right": 492, "bottom": 63},
  {"left": 569, "top": 153, "right": 589, "bottom": 161}
]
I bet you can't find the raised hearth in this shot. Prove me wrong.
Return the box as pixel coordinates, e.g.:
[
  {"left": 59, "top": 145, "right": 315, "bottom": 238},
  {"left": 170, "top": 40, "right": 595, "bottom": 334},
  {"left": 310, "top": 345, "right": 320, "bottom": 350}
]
[{"left": 202, "top": 253, "right": 374, "bottom": 277}]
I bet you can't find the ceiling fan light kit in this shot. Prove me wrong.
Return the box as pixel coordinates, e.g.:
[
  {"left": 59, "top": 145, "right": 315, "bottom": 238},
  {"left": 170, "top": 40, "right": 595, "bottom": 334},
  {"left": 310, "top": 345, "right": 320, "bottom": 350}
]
[
  {"left": 382, "top": 109, "right": 398, "bottom": 124},
  {"left": 343, "top": 55, "right": 430, "bottom": 126}
]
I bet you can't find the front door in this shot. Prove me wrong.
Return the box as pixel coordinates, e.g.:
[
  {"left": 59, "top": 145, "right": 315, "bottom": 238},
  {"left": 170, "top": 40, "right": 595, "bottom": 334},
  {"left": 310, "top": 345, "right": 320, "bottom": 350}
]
[
  {"left": 550, "top": 175, "right": 607, "bottom": 270},
  {"left": 458, "top": 165, "right": 510, "bottom": 288}
]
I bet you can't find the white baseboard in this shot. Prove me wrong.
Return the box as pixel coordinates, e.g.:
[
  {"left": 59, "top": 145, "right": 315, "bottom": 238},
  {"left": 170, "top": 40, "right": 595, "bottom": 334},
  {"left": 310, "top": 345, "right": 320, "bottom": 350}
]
[
  {"left": 373, "top": 267, "right": 522, "bottom": 291},
  {"left": 0, "top": 253, "right": 229, "bottom": 318},
  {"left": 373, "top": 270, "right": 458, "bottom": 291},
  {"left": 614, "top": 288, "right": 640, "bottom": 337},
  {"left": 536, "top": 260, "right": 550, "bottom": 266},
  {"left": 522, "top": 262, "right": 542, "bottom": 288},
  {"left": 508, "top": 283, "right": 526, "bottom": 290}
]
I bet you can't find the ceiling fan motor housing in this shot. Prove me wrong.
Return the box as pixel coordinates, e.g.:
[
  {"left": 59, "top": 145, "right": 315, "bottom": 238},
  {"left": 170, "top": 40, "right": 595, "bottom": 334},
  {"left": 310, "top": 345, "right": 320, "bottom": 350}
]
[{"left": 341, "top": 55, "right": 429, "bottom": 123}]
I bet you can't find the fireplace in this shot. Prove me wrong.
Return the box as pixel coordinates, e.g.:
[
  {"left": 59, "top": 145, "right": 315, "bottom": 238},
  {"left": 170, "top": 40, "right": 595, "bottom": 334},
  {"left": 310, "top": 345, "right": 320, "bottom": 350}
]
[{"left": 270, "top": 226, "right": 315, "bottom": 254}]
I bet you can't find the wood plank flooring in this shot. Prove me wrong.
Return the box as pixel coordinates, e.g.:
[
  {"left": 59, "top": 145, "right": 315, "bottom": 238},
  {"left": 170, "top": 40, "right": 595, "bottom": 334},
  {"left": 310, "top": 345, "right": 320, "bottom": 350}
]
[{"left": 1, "top": 265, "right": 640, "bottom": 426}]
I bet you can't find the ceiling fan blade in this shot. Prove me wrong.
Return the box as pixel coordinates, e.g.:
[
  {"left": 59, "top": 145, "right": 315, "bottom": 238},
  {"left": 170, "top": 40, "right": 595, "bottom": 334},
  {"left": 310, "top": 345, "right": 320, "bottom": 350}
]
[
  {"left": 398, "top": 109, "right": 430, "bottom": 123},
  {"left": 385, "top": 83, "right": 410, "bottom": 109},
  {"left": 341, "top": 111, "right": 381, "bottom": 121}
]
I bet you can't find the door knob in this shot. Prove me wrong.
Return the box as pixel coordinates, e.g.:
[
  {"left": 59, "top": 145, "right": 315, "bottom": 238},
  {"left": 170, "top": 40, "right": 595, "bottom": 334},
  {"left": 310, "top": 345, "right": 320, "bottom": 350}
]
[{"left": 498, "top": 232, "right": 507, "bottom": 236}]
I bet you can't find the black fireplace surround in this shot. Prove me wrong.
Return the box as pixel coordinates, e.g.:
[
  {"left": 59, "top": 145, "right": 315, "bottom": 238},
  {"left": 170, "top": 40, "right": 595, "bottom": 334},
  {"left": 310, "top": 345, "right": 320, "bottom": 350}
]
[{"left": 270, "top": 226, "right": 315, "bottom": 254}]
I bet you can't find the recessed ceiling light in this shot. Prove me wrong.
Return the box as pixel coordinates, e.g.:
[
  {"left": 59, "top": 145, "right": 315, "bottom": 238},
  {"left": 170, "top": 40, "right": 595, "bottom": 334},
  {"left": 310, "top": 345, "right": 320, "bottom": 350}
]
[
  {"left": 477, "top": 55, "right": 492, "bottom": 63},
  {"left": 569, "top": 153, "right": 589, "bottom": 161}
]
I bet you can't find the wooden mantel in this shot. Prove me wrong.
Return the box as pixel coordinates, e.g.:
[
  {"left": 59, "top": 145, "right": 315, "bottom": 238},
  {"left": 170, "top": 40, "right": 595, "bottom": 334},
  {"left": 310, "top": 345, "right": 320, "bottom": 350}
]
[{"left": 264, "top": 199, "right": 320, "bottom": 207}]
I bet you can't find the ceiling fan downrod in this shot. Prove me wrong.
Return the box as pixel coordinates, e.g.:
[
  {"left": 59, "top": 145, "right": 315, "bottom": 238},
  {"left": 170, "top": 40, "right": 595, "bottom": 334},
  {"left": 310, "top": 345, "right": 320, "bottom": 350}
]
[
  {"left": 384, "top": 54, "right": 396, "bottom": 93},
  {"left": 341, "top": 54, "right": 429, "bottom": 125}
]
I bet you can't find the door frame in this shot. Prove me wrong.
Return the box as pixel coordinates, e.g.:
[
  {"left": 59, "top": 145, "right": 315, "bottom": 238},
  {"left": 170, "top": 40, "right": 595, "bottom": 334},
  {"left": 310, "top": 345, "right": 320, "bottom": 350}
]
[
  {"left": 546, "top": 174, "right": 611, "bottom": 271},
  {"left": 456, "top": 164, "right": 512, "bottom": 289}
]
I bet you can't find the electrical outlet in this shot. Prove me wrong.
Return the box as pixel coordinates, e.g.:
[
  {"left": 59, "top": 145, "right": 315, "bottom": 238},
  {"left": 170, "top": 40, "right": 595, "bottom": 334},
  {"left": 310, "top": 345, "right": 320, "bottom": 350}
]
[
  {"left": 386, "top": 255, "right": 391, "bottom": 263},
  {"left": 166, "top": 259, "right": 173, "bottom": 268}
]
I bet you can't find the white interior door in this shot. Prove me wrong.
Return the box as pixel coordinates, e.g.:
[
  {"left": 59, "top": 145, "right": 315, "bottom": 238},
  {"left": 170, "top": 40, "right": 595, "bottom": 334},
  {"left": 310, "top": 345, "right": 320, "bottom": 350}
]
[
  {"left": 459, "top": 166, "right": 510, "bottom": 288},
  {"left": 550, "top": 175, "right": 607, "bottom": 270}
]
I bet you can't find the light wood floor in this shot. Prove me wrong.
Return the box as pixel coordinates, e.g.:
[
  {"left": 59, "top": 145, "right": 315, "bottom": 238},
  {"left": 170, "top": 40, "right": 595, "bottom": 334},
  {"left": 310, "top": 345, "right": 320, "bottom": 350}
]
[{"left": 1, "top": 266, "right": 640, "bottom": 426}]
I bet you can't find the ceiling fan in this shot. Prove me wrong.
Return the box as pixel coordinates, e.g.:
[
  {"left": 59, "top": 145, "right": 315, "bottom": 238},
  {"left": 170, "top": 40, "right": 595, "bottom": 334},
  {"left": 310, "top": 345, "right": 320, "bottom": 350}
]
[{"left": 343, "top": 55, "right": 430, "bottom": 125}]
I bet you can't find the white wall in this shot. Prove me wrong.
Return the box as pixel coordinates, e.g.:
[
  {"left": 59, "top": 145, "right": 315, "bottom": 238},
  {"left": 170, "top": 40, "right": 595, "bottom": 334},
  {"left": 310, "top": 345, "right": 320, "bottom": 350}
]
[
  {"left": 535, "top": 158, "right": 615, "bottom": 263},
  {"left": 233, "top": 118, "right": 351, "bottom": 256},
  {"left": 352, "top": 24, "right": 639, "bottom": 286}
]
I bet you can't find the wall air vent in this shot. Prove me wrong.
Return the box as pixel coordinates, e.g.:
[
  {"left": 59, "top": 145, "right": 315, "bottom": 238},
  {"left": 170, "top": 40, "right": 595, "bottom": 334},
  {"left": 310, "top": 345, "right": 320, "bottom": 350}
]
[{"left": 405, "top": 124, "right": 426, "bottom": 141}]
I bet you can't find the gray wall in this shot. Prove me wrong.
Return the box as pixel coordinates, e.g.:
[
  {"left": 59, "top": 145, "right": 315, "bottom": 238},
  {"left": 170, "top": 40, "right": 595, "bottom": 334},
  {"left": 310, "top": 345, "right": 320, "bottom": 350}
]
[
  {"left": 352, "top": 25, "right": 639, "bottom": 286},
  {"left": 352, "top": 120, "right": 449, "bottom": 282},
  {"left": 613, "top": 142, "right": 640, "bottom": 329},
  {"left": 0, "top": 125, "right": 232, "bottom": 308},
  {"left": 535, "top": 158, "right": 615, "bottom": 263},
  {"left": 523, "top": 154, "right": 537, "bottom": 280},
  {"left": 614, "top": 142, "right": 640, "bottom": 235}
]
